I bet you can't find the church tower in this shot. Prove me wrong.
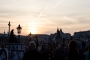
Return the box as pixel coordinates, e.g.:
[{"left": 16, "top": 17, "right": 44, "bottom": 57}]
[
  {"left": 56, "top": 28, "right": 62, "bottom": 47},
  {"left": 60, "top": 28, "right": 62, "bottom": 32},
  {"left": 56, "top": 28, "right": 60, "bottom": 38}
]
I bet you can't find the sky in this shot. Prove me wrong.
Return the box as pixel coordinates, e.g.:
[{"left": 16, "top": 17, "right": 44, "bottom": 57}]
[{"left": 0, "top": 0, "right": 90, "bottom": 35}]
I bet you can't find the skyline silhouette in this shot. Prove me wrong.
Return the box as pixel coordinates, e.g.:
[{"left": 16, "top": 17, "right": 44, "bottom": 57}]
[{"left": 0, "top": 0, "right": 90, "bottom": 35}]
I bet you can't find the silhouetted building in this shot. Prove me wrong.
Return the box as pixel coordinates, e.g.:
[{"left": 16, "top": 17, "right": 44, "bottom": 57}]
[
  {"left": 73, "top": 30, "right": 90, "bottom": 42},
  {"left": 56, "top": 28, "right": 63, "bottom": 46},
  {"left": 31, "top": 34, "right": 49, "bottom": 46},
  {"left": 49, "top": 28, "right": 71, "bottom": 46},
  {"left": 0, "top": 33, "right": 8, "bottom": 43}
]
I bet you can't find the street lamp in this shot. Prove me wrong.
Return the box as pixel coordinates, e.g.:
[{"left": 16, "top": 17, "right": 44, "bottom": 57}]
[{"left": 16, "top": 24, "right": 22, "bottom": 43}]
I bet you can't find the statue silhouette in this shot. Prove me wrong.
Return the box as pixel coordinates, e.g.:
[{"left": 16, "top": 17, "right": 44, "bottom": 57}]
[{"left": 9, "top": 29, "right": 18, "bottom": 43}]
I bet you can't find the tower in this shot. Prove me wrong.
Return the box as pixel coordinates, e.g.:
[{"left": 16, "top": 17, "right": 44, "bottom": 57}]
[
  {"left": 8, "top": 21, "right": 11, "bottom": 37},
  {"left": 60, "top": 28, "right": 63, "bottom": 38},
  {"left": 60, "top": 28, "right": 62, "bottom": 32},
  {"left": 56, "top": 27, "right": 60, "bottom": 37},
  {"left": 56, "top": 28, "right": 62, "bottom": 47}
]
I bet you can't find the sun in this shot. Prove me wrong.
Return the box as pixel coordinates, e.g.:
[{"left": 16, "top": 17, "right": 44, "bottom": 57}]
[
  {"left": 30, "top": 29, "right": 36, "bottom": 34},
  {"left": 27, "top": 21, "right": 38, "bottom": 34}
]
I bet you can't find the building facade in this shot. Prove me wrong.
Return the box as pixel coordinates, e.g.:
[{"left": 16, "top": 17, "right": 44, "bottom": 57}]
[{"left": 73, "top": 30, "right": 90, "bottom": 42}]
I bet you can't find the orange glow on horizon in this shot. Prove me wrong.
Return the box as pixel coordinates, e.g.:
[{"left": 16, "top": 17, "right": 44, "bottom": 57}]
[
  {"left": 27, "top": 22, "right": 37, "bottom": 34},
  {"left": 29, "top": 29, "right": 37, "bottom": 34}
]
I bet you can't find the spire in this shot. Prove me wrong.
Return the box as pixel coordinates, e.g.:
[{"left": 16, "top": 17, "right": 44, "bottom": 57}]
[
  {"left": 56, "top": 27, "right": 60, "bottom": 39},
  {"left": 60, "top": 28, "right": 62, "bottom": 32},
  {"left": 29, "top": 32, "right": 32, "bottom": 36},
  {"left": 57, "top": 27, "right": 59, "bottom": 33},
  {"left": 57, "top": 27, "right": 59, "bottom": 30}
]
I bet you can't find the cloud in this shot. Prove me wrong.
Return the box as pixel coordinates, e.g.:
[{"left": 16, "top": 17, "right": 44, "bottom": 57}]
[
  {"left": 53, "top": 0, "right": 63, "bottom": 8},
  {"left": 0, "top": 0, "right": 90, "bottom": 35},
  {"left": 0, "top": 10, "right": 28, "bottom": 16},
  {"left": 0, "top": 20, "right": 9, "bottom": 23},
  {"left": 77, "top": 17, "right": 90, "bottom": 24}
]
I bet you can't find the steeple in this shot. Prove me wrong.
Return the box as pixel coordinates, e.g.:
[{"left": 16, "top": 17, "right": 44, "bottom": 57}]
[
  {"left": 56, "top": 27, "right": 60, "bottom": 39},
  {"left": 29, "top": 32, "right": 32, "bottom": 36},
  {"left": 60, "top": 28, "right": 62, "bottom": 32},
  {"left": 56, "top": 27, "right": 62, "bottom": 47},
  {"left": 57, "top": 27, "right": 59, "bottom": 33}
]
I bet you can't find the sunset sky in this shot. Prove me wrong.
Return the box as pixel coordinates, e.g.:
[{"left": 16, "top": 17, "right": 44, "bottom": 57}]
[{"left": 0, "top": 0, "right": 90, "bottom": 35}]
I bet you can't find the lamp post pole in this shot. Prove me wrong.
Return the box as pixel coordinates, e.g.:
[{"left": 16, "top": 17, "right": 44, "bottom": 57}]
[{"left": 16, "top": 24, "right": 22, "bottom": 43}]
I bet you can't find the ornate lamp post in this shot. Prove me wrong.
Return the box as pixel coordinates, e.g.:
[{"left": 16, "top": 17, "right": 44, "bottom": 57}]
[{"left": 16, "top": 24, "right": 22, "bottom": 43}]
